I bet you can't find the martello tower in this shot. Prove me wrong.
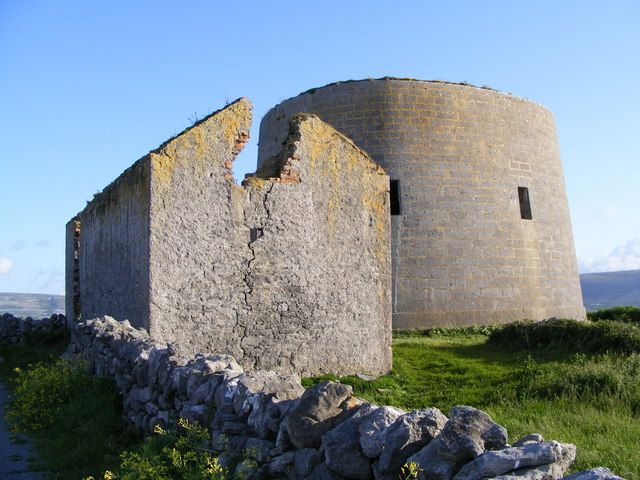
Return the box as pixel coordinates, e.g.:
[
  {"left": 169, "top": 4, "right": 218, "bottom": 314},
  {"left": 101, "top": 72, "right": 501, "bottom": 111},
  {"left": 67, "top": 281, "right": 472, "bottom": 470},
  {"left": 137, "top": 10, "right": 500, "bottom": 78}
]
[{"left": 258, "top": 78, "right": 585, "bottom": 329}]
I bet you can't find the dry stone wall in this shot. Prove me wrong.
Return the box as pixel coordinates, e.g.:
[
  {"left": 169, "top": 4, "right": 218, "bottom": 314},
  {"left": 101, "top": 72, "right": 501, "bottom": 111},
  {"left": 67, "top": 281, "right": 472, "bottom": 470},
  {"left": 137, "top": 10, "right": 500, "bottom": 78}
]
[
  {"left": 258, "top": 78, "right": 586, "bottom": 329},
  {"left": 62, "top": 316, "right": 622, "bottom": 480},
  {"left": 66, "top": 98, "right": 391, "bottom": 377},
  {"left": 0, "top": 312, "right": 66, "bottom": 346}
]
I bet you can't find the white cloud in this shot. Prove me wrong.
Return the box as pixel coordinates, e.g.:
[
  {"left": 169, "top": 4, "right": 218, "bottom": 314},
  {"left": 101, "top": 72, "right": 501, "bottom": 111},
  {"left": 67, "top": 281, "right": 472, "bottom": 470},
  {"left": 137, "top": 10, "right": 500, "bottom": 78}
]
[
  {"left": 0, "top": 258, "right": 13, "bottom": 274},
  {"left": 578, "top": 237, "right": 640, "bottom": 273}
]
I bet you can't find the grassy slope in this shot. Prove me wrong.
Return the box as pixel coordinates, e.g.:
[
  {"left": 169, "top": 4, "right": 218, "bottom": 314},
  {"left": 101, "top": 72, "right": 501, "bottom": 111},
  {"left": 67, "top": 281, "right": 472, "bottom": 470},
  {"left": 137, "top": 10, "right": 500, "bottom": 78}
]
[{"left": 306, "top": 334, "right": 639, "bottom": 479}]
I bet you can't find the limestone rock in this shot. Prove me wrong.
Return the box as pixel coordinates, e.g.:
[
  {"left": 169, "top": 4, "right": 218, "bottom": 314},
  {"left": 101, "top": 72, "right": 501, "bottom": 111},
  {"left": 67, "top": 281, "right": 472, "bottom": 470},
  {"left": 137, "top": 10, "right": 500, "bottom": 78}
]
[
  {"left": 126, "top": 385, "right": 152, "bottom": 407},
  {"left": 294, "top": 448, "right": 324, "bottom": 477},
  {"left": 358, "top": 405, "right": 404, "bottom": 458},
  {"left": 250, "top": 396, "right": 297, "bottom": 438},
  {"left": 222, "top": 420, "right": 247, "bottom": 435},
  {"left": 287, "top": 381, "right": 355, "bottom": 448},
  {"left": 408, "top": 407, "right": 508, "bottom": 480},
  {"left": 377, "top": 407, "right": 448, "bottom": 475},
  {"left": 513, "top": 434, "right": 544, "bottom": 448},
  {"left": 245, "top": 437, "right": 276, "bottom": 463},
  {"left": 42, "top": 316, "right": 622, "bottom": 480},
  {"left": 307, "top": 462, "right": 348, "bottom": 480},
  {"left": 274, "top": 416, "right": 293, "bottom": 454},
  {"left": 408, "top": 437, "right": 457, "bottom": 480},
  {"left": 322, "top": 404, "right": 377, "bottom": 479},
  {"left": 191, "top": 376, "right": 219, "bottom": 405},
  {"left": 234, "top": 370, "right": 304, "bottom": 419},
  {"left": 562, "top": 467, "right": 624, "bottom": 480},
  {"left": 488, "top": 443, "right": 576, "bottom": 480},
  {"left": 214, "top": 373, "right": 243, "bottom": 414},
  {"left": 439, "top": 406, "right": 508, "bottom": 462},
  {"left": 268, "top": 451, "right": 295, "bottom": 477},
  {"left": 454, "top": 442, "right": 567, "bottom": 480}
]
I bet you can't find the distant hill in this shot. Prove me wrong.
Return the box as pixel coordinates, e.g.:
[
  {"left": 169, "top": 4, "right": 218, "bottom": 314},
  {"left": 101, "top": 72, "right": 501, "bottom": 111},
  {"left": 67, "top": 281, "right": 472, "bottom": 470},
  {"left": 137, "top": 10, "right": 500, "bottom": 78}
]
[
  {"left": 0, "top": 292, "right": 65, "bottom": 319},
  {"left": 580, "top": 269, "right": 640, "bottom": 311},
  {"left": 2, "top": 273, "right": 639, "bottom": 318}
]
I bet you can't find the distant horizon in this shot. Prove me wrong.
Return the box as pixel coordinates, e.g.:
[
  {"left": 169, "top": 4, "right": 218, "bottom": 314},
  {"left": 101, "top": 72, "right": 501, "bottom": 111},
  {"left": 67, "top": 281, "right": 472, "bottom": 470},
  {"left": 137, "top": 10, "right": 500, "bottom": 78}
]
[
  {"left": 0, "top": 267, "right": 638, "bottom": 297},
  {"left": 4, "top": 263, "right": 640, "bottom": 317}
]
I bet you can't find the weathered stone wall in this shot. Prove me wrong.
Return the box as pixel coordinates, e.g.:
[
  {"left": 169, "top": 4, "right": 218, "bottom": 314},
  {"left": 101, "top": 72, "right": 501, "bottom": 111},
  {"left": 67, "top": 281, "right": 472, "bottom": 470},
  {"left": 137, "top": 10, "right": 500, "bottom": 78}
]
[
  {"left": 146, "top": 99, "right": 253, "bottom": 364},
  {"left": 237, "top": 115, "right": 391, "bottom": 374},
  {"left": 66, "top": 159, "right": 152, "bottom": 329},
  {"left": 60, "top": 316, "right": 619, "bottom": 480},
  {"left": 258, "top": 78, "right": 586, "bottom": 329},
  {"left": 67, "top": 99, "right": 391, "bottom": 377}
]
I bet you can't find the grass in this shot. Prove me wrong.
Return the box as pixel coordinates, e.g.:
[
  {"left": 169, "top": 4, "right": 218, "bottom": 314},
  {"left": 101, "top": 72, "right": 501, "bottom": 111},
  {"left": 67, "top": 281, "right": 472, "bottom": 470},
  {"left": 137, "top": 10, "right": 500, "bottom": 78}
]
[
  {"left": 588, "top": 305, "right": 640, "bottom": 323},
  {"left": 305, "top": 325, "right": 640, "bottom": 480},
  {"left": 0, "top": 335, "right": 142, "bottom": 480},
  {"left": 488, "top": 318, "right": 640, "bottom": 354}
]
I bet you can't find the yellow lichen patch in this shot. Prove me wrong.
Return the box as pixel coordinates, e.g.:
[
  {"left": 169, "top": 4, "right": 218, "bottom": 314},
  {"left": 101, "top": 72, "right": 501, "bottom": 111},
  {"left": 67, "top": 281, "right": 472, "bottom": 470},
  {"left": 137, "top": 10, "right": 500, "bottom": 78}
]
[
  {"left": 363, "top": 182, "right": 390, "bottom": 258},
  {"left": 192, "top": 126, "right": 206, "bottom": 164},
  {"left": 151, "top": 97, "right": 252, "bottom": 190},
  {"left": 242, "top": 176, "right": 269, "bottom": 189},
  {"left": 150, "top": 152, "right": 176, "bottom": 190},
  {"left": 362, "top": 183, "right": 391, "bottom": 304},
  {"left": 151, "top": 123, "right": 209, "bottom": 191},
  {"left": 300, "top": 118, "right": 372, "bottom": 178},
  {"left": 291, "top": 115, "right": 389, "bottom": 247}
]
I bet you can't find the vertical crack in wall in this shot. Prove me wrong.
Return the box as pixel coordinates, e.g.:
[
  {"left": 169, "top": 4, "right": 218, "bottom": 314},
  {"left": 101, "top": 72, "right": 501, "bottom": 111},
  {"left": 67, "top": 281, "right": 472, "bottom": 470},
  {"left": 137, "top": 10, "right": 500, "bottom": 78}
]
[
  {"left": 243, "top": 182, "right": 275, "bottom": 310},
  {"left": 236, "top": 182, "right": 275, "bottom": 367},
  {"left": 72, "top": 218, "right": 82, "bottom": 321}
]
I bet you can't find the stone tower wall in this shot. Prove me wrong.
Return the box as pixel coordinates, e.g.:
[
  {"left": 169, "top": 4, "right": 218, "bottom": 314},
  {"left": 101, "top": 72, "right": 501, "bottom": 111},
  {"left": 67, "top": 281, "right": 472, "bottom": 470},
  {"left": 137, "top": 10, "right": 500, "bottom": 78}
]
[
  {"left": 258, "top": 79, "right": 585, "bottom": 328},
  {"left": 66, "top": 98, "right": 392, "bottom": 376}
]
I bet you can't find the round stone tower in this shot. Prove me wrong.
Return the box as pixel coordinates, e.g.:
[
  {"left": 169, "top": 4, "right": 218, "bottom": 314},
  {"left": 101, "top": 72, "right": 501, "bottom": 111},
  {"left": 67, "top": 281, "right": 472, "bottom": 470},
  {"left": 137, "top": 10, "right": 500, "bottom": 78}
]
[{"left": 258, "top": 78, "right": 585, "bottom": 329}]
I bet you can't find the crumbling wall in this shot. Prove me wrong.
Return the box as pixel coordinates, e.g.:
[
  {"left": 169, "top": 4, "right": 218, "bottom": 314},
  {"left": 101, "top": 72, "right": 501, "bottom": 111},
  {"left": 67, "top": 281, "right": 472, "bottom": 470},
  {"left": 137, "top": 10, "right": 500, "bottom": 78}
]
[
  {"left": 146, "top": 99, "right": 253, "bottom": 362},
  {"left": 64, "top": 218, "right": 80, "bottom": 320},
  {"left": 67, "top": 98, "right": 392, "bottom": 377},
  {"left": 240, "top": 114, "right": 391, "bottom": 374}
]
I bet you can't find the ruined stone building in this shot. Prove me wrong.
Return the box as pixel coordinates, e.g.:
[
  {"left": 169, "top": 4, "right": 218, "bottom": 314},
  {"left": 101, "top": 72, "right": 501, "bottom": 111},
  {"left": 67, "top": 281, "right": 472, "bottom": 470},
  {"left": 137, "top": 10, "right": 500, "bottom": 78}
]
[
  {"left": 66, "top": 78, "right": 585, "bottom": 376},
  {"left": 66, "top": 98, "right": 392, "bottom": 376}
]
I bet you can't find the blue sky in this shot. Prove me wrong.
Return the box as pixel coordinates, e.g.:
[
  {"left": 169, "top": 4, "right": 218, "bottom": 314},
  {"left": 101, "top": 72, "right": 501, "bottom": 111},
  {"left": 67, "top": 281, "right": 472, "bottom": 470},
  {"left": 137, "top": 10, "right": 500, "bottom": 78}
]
[{"left": 0, "top": 1, "right": 638, "bottom": 294}]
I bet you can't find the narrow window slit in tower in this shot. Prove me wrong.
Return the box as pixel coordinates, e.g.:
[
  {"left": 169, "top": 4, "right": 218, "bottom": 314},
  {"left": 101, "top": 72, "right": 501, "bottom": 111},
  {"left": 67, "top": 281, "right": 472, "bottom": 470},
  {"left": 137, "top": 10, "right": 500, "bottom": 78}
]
[
  {"left": 390, "top": 180, "right": 402, "bottom": 215},
  {"left": 518, "top": 186, "right": 532, "bottom": 220}
]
